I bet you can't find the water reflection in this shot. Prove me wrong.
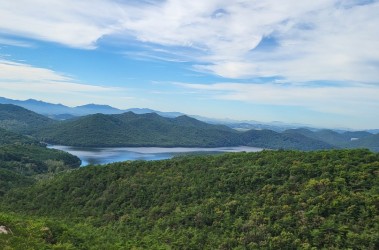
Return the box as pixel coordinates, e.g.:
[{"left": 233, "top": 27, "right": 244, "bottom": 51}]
[{"left": 48, "top": 145, "right": 264, "bottom": 166}]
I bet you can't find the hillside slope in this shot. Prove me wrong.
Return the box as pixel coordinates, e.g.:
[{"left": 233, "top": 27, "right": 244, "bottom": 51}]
[
  {"left": 0, "top": 104, "right": 55, "bottom": 133},
  {"left": 0, "top": 128, "right": 81, "bottom": 194},
  {"left": 242, "top": 129, "right": 334, "bottom": 150},
  {"left": 0, "top": 128, "right": 39, "bottom": 145},
  {"left": 35, "top": 112, "right": 241, "bottom": 147},
  {"left": 1, "top": 149, "right": 378, "bottom": 249},
  {"left": 285, "top": 128, "right": 378, "bottom": 152},
  {"left": 349, "top": 133, "right": 379, "bottom": 152},
  {"left": 34, "top": 111, "right": 333, "bottom": 150}
]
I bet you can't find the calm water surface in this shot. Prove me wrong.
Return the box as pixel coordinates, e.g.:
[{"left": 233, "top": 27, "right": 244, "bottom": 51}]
[{"left": 48, "top": 145, "right": 264, "bottom": 166}]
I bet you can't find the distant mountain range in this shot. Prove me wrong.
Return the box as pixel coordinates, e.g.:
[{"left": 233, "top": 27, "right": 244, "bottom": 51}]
[
  {"left": 0, "top": 104, "right": 339, "bottom": 150},
  {"left": 0, "top": 103, "right": 378, "bottom": 151},
  {"left": 0, "top": 96, "right": 184, "bottom": 118},
  {"left": 0, "top": 96, "right": 328, "bottom": 132}
]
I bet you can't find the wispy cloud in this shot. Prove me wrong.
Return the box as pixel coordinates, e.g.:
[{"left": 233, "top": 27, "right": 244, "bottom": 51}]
[
  {"left": 0, "top": 0, "right": 125, "bottom": 49},
  {"left": 0, "top": 37, "right": 34, "bottom": 47},
  {"left": 0, "top": 59, "right": 131, "bottom": 106},
  {"left": 116, "top": 0, "right": 379, "bottom": 83},
  {"left": 175, "top": 81, "right": 379, "bottom": 116},
  {"left": 1, "top": 0, "right": 378, "bottom": 83}
]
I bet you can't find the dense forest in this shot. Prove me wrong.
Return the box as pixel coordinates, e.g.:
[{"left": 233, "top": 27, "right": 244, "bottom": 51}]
[
  {"left": 0, "top": 128, "right": 81, "bottom": 195},
  {"left": 0, "top": 104, "right": 56, "bottom": 134},
  {"left": 1, "top": 149, "right": 378, "bottom": 249},
  {"left": 0, "top": 102, "right": 378, "bottom": 248}
]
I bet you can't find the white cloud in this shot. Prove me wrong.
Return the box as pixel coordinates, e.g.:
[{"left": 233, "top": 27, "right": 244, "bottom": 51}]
[
  {"left": 0, "top": 60, "right": 71, "bottom": 82},
  {"left": 0, "top": 0, "right": 125, "bottom": 48},
  {"left": 0, "top": 59, "right": 131, "bottom": 106},
  {"left": 0, "top": 0, "right": 378, "bottom": 83},
  {"left": 115, "top": 0, "right": 379, "bottom": 83}
]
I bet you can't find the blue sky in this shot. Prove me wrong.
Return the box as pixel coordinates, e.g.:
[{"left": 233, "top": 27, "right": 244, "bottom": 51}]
[{"left": 0, "top": 0, "right": 378, "bottom": 129}]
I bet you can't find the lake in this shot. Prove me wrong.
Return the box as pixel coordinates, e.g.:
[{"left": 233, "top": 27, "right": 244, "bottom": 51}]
[{"left": 48, "top": 145, "right": 264, "bottom": 166}]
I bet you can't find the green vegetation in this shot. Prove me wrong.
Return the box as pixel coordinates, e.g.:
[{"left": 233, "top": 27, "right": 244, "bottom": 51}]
[
  {"left": 35, "top": 112, "right": 241, "bottom": 147},
  {"left": 0, "top": 212, "right": 124, "bottom": 249},
  {"left": 34, "top": 112, "right": 332, "bottom": 150},
  {"left": 349, "top": 133, "right": 379, "bottom": 152},
  {"left": 2, "top": 104, "right": 378, "bottom": 151},
  {"left": 0, "top": 144, "right": 81, "bottom": 176},
  {"left": 0, "top": 104, "right": 55, "bottom": 134},
  {"left": 0, "top": 128, "right": 81, "bottom": 195},
  {"left": 1, "top": 149, "right": 378, "bottom": 249},
  {"left": 284, "top": 128, "right": 379, "bottom": 152},
  {"left": 242, "top": 129, "right": 333, "bottom": 150},
  {"left": 0, "top": 128, "right": 39, "bottom": 146}
]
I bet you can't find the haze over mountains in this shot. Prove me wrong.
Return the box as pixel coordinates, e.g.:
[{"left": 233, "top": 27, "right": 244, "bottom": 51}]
[
  {"left": 0, "top": 96, "right": 184, "bottom": 118},
  {"left": 0, "top": 103, "right": 378, "bottom": 152},
  {"left": 0, "top": 96, "right": 328, "bottom": 132}
]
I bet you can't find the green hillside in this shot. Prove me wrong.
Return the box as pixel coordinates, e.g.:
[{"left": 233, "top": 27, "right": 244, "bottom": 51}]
[
  {"left": 349, "top": 133, "right": 379, "bottom": 152},
  {"left": 0, "top": 128, "right": 39, "bottom": 145},
  {"left": 284, "top": 128, "right": 347, "bottom": 146},
  {"left": 0, "top": 104, "right": 55, "bottom": 134},
  {"left": 0, "top": 104, "right": 375, "bottom": 151},
  {"left": 1, "top": 149, "right": 378, "bottom": 249},
  {"left": 285, "top": 128, "right": 378, "bottom": 152},
  {"left": 242, "top": 129, "right": 334, "bottom": 150},
  {"left": 0, "top": 129, "right": 81, "bottom": 195},
  {"left": 34, "top": 112, "right": 333, "bottom": 150},
  {"left": 35, "top": 112, "right": 241, "bottom": 147}
]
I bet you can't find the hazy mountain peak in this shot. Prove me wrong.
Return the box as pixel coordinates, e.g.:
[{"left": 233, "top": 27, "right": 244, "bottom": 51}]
[{"left": 76, "top": 104, "right": 119, "bottom": 109}]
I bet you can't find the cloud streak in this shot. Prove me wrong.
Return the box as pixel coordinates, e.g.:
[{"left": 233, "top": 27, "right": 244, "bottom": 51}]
[
  {"left": 0, "top": 0, "right": 124, "bottom": 49},
  {"left": 0, "top": 59, "right": 131, "bottom": 106},
  {"left": 175, "top": 81, "right": 379, "bottom": 116}
]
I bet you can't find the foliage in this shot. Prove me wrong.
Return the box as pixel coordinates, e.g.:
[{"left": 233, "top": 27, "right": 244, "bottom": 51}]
[
  {"left": 0, "top": 128, "right": 40, "bottom": 146},
  {"left": 34, "top": 112, "right": 241, "bottom": 147},
  {"left": 349, "top": 133, "right": 379, "bottom": 152},
  {"left": 34, "top": 112, "right": 333, "bottom": 150},
  {"left": 0, "top": 212, "right": 125, "bottom": 249},
  {"left": 1, "top": 104, "right": 378, "bottom": 151},
  {"left": 285, "top": 128, "right": 379, "bottom": 152},
  {"left": 0, "top": 104, "right": 55, "bottom": 134},
  {"left": 0, "top": 128, "right": 81, "bottom": 194},
  {"left": 0, "top": 144, "right": 81, "bottom": 176},
  {"left": 1, "top": 149, "right": 378, "bottom": 249},
  {"left": 242, "top": 129, "right": 333, "bottom": 150}
]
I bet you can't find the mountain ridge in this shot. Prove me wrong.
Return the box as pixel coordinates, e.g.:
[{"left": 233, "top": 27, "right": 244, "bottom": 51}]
[
  {"left": 0, "top": 103, "right": 378, "bottom": 151},
  {"left": 2, "top": 96, "right": 372, "bottom": 132}
]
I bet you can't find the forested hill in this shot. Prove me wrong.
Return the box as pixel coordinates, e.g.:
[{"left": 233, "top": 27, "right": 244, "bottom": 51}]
[
  {"left": 1, "top": 104, "right": 378, "bottom": 151},
  {"left": 34, "top": 111, "right": 333, "bottom": 150},
  {"left": 0, "top": 104, "right": 55, "bottom": 133},
  {"left": 284, "top": 128, "right": 373, "bottom": 146},
  {"left": 0, "top": 128, "right": 81, "bottom": 195},
  {"left": 240, "top": 129, "right": 334, "bottom": 150},
  {"left": 1, "top": 149, "right": 378, "bottom": 249},
  {"left": 0, "top": 128, "right": 39, "bottom": 145},
  {"left": 35, "top": 112, "right": 241, "bottom": 147},
  {"left": 349, "top": 133, "right": 379, "bottom": 152},
  {"left": 284, "top": 128, "right": 379, "bottom": 152}
]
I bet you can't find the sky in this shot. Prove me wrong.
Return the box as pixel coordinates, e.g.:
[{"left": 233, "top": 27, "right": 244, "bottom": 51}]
[{"left": 0, "top": 0, "right": 378, "bottom": 129}]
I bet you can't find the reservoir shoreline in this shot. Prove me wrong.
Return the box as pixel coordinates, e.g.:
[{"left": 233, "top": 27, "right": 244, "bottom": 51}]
[{"left": 48, "top": 145, "right": 264, "bottom": 166}]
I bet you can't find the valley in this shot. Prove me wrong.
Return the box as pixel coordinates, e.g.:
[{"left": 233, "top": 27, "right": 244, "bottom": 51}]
[
  {"left": 1, "top": 2, "right": 378, "bottom": 248},
  {"left": 0, "top": 102, "right": 378, "bottom": 249}
]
